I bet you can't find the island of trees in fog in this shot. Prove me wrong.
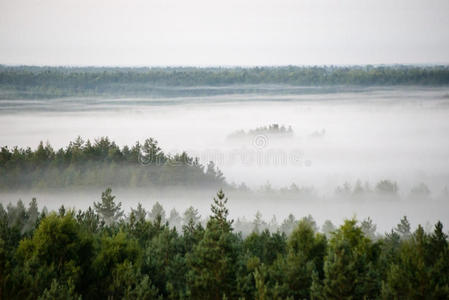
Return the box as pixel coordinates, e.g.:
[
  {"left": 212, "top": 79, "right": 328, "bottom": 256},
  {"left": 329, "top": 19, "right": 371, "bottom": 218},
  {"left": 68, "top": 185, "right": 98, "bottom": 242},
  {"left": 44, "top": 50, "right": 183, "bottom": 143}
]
[
  {"left": 1, "top": 65, "right": 449, "bottom": 99},
  {"left": 1, "top": 189, "right": 448, "bottom": 299},
  {"left": 227, "top": 124, "right": 294, "bottom": 141}
]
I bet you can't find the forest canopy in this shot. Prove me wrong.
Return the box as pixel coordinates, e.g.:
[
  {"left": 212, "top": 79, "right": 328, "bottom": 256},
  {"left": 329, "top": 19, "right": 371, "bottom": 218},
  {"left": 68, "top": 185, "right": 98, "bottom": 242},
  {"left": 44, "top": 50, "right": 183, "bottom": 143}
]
[
  {"left": 1, "top": 65, "right": 449, "bottom": 99},
  {"left": 0, "top": 189, "right": 448, "bottom": 299}
]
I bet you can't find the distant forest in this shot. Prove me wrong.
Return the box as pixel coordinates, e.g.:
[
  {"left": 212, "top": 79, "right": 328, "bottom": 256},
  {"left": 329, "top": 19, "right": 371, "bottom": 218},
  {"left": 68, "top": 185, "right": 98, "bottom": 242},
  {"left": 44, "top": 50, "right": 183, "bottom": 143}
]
[
  {"left": 1, "top": 190, "right": 448, "bottom": 299},
  {"left": 1, "top": 65, "right": 449, "bottom": 99}
]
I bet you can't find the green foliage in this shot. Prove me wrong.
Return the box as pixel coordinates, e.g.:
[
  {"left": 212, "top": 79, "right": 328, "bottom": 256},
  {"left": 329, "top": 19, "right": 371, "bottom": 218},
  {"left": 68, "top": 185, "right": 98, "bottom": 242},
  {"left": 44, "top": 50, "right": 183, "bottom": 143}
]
[
  {"left": 14, "top": 212, "right": 94, "bottom": 298},
  {"left": 313, "top": 219, "right": 381, "bottom": 299},
  {"left": 0, "top": 137, "right": 227, "bottom": 190},
  {"left": 92, "top": 231, "right": 142, "bottom": 298},
  {"left": 268, "top": 220, "right": 327, "bottom": 299},
  {"left": 186, "top": 219, "right": 239, "bottom": 300},
  {"left": 0, "top": 192, "right": 448, "bottom": 299},
  {"left": 382, "top": 223, "right": 449, "bottom": 299},
  {"left": 38, "top": 279, "right": 81, "bottom": 300},
  {"left": 110, "top": 261, "right": 160, "bottom": 300},
  {"left": 210, "top": 189, "right": 233, "bottom": 231}
]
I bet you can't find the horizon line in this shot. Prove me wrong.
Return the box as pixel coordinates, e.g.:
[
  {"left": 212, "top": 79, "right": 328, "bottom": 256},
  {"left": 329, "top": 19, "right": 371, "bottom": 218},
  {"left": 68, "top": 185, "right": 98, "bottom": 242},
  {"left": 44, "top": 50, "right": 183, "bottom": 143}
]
[{"left": 2, "top": 63, "right": 449, "bottom": 69}]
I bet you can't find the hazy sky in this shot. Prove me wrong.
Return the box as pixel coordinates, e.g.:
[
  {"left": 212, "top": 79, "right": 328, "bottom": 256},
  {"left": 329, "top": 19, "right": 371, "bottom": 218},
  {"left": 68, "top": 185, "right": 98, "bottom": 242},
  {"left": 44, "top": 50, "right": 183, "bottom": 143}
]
[{"left": 1, "top": 0, "right": 449, "bottom": 66}]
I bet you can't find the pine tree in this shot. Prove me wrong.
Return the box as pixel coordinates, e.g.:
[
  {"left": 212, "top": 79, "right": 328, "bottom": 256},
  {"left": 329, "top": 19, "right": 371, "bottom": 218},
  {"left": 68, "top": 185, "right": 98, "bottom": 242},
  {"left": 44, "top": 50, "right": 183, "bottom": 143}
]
[
  {"left": 210, "top": 189, "right": 233, "bottom": 231},
  {"left": 315, "top": 219, "right": 380, "bottom": 299},
  {"left": 383, "top": 222, "right": 449, "bottom": 299},
  {"left": 270, "top": 219, "right": 327, "bottom": 299},
  {"left": 93, "top": 188, "right": 123, "bottom": 226},
  {"left": 183, "top": 206, "right": 201, "bottom": 226},
  {"left": 395, "top": 216, "right": 411, "bottom": 239},
  {"left": 186, "top": 190, "right": 238, "bottom": 299},
  {"left": 186, "top": 220, "right": 238, "bottom": 300},
  {"left": 131, "top": 203, "right": 147, "bottom": 222},
  {"left": 280, "top": 214, "right": 297, "bottom": 236},
  {"left": 22, "top": 198, "right": 39, "bottom": 234},
  {"left": 361, "top": 217, "right": 377, "bottom": 240}
]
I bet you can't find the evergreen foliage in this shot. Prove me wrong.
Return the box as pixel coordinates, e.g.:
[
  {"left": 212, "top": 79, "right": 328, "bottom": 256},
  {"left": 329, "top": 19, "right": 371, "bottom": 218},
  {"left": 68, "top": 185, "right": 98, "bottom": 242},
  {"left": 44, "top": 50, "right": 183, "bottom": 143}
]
[
  {"left": 0, "top": 190, "right": 448, "bottom": 299},
  {"left": 0, "top": 137, "right": 226, "bottom": 190}
]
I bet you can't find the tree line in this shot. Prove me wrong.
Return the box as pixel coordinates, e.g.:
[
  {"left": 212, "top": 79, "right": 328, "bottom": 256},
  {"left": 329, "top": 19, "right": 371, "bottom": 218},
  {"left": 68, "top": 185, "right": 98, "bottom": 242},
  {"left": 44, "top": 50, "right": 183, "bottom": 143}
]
[
  {"left": 0, "top": 137, "right": 444, "bottom": 199},
  {"left": 0, "top": 137, "right": 225, "bottom": 189},
  {"left": 1, "top": 65, "right": 449, "bottom": 99},
  {"left": 0, "top": 189, "right": 448, "bottom": 299}
]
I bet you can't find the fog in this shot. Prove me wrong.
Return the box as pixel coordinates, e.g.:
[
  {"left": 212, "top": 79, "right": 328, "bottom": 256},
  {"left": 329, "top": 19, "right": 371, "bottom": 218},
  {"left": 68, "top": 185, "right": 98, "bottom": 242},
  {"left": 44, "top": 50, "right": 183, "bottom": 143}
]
[{"left": 1, "top": 86, "right": 449, "bottom": 232}]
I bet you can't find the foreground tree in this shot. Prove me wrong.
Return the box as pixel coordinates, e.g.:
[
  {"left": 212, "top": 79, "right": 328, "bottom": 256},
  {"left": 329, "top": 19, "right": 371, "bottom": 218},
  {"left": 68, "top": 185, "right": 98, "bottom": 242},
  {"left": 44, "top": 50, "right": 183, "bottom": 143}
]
[
  {"left": 312, "top": 219, "right": 381, "bottom": 299},
  {"left": 186, "top": 190, "right": 238, "bottom": 299},
  {"left": 269, "top": 219, "right": 327, "bottom": 299},
  {"left": 13, "top": 213, "right": 94, "bottom": 298},
  {"left": 382, "top": 222, "right": 449, "bottom": 299}
]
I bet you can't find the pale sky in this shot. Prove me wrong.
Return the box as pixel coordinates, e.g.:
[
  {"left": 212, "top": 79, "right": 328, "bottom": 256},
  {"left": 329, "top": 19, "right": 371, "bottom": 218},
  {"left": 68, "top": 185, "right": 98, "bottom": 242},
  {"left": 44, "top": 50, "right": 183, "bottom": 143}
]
[{"left": 1, "top": 0, "right": 448, "bottom": 66}]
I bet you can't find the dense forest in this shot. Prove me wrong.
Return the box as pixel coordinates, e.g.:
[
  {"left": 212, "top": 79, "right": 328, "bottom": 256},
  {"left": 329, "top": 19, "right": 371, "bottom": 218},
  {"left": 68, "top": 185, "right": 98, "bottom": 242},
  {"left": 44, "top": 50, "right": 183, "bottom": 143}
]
[
  {"left": 0, "top": 137, "right": 225, "bottom": 190},
  {"left": 1, "top": 65, "right": 449, "bottom": 99},
  {"left": 0, "top": 189, "right": 448, "bottom": 299}
]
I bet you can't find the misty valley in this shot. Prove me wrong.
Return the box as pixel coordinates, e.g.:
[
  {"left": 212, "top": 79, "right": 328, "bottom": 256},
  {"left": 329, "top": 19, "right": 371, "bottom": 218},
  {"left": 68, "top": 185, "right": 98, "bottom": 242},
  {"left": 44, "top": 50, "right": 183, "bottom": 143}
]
[
  {"left": 1, "top": 66, "right": 449, "bottom": 299},
  {"left": 2, "top": 0, "right": 449, "bottom": 296}
]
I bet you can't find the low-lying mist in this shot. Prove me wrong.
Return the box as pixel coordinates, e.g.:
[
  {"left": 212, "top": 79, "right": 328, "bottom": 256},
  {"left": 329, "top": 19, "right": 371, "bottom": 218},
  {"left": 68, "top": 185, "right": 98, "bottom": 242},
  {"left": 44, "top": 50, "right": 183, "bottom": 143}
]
[
  {"left": 1, "top": 86, "right": 448, "bottom": 232},
  {"left": 1, "top": 185, "right": 447, "bottom": 234}
]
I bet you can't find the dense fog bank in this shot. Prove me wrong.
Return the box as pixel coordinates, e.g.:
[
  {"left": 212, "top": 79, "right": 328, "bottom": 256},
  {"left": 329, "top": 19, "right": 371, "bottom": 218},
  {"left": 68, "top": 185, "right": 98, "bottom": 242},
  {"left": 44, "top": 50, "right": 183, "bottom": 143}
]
[{"left": 1, "top": 87, "right": 448, "bottom": 233}]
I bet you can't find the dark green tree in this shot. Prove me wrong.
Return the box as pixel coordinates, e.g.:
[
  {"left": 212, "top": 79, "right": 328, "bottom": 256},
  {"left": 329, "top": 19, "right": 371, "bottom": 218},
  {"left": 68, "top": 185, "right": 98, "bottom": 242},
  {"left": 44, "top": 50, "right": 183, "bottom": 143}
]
[
  {"left": 312, "top": 219, "right": 381, "bottom": 299},
  {"left": 14, "top": 213, "right": 94, "bottom": 298},
  {"left": 186, "top": 190, "right": 238, "bottom": 299},
  {"left": 382, "top": 223, "right": 449, "bottom": 299},
  {"left": 210, "top": 189, "right": 233, "bottom": 231},
  {"left": 269, "top": 219, "right": 327, "bottom": 299}
]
